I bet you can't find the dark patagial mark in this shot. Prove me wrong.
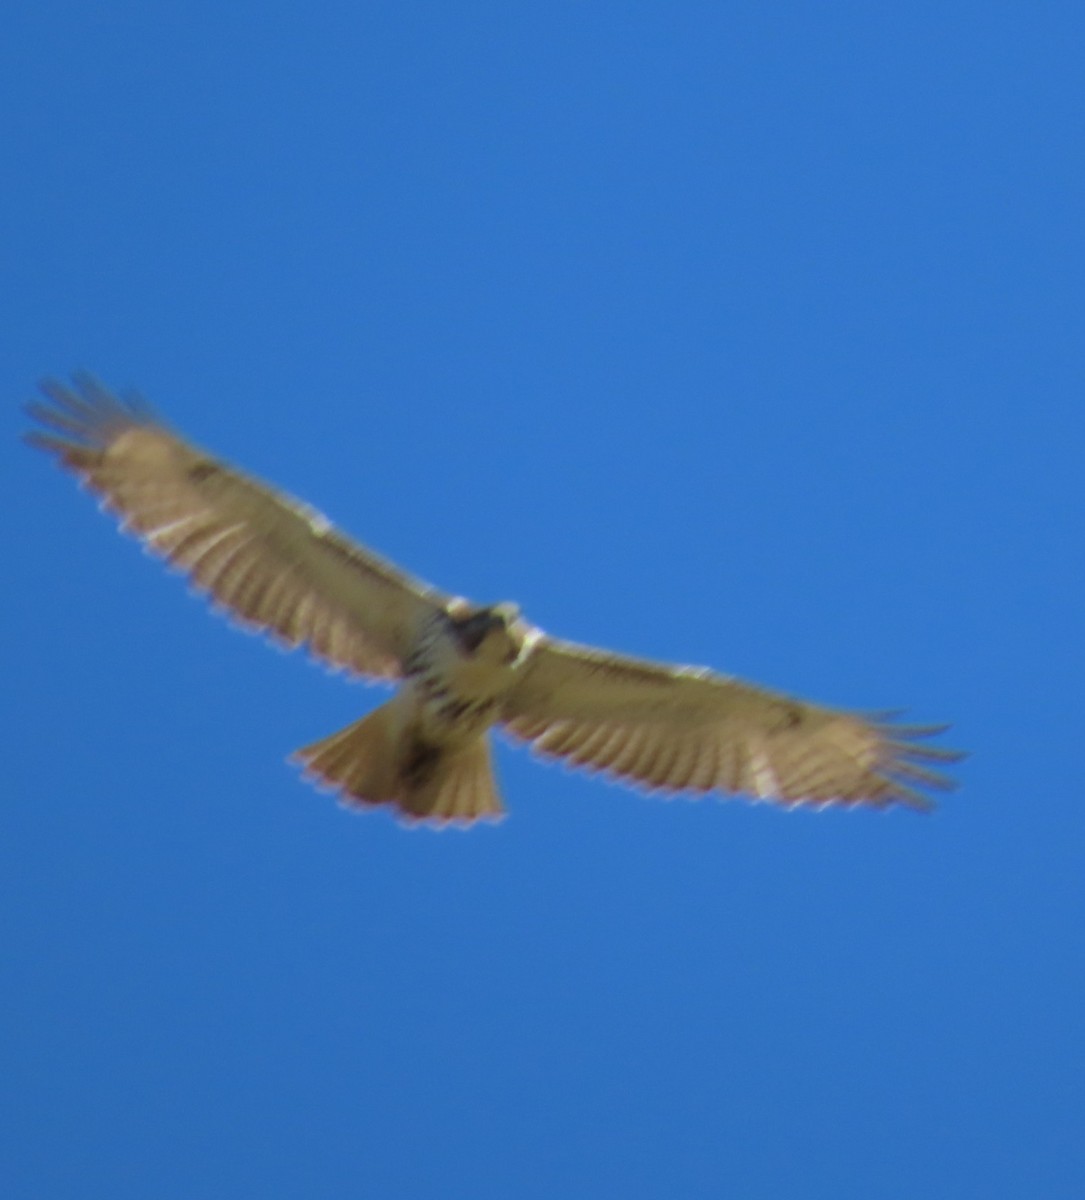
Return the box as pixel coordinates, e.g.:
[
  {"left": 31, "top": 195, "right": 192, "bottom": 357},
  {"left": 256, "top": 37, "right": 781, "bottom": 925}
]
[
  {"left": 769, "top": 704, "right": 806, "bottom": 733},
  {"left": 187, "top": 462, "right": 221, "bottom": 483}
]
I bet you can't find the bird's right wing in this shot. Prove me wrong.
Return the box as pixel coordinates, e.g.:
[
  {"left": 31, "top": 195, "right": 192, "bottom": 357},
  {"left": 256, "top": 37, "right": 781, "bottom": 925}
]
[
  {"left": 26, "top": 374, "right": 452, "bottom": 680},
  {"left": 501, "top": 636, "right": 962, "bottom": 811}
]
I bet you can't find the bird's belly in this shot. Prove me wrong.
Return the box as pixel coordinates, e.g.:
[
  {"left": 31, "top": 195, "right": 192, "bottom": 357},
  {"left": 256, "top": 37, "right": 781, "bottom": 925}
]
[{"left": 408, "top": 676, "right": 503, "bottom": 747}]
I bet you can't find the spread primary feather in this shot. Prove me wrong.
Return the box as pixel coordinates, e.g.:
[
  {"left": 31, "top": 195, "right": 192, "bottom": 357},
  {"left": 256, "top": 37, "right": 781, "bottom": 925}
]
[{"left": 26, "top": 374, "right": 962, "bottom": 827}]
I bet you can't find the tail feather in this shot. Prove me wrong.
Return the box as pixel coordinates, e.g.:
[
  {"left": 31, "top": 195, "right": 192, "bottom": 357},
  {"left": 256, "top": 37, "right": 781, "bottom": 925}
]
[
  {"left": 292, "top": 702, "right": 505, "bottom": 827},
  {"left": 294, "top": 703, "right": 401, "bottom": 805},
  {"left": 399, "top": 737, "right": 503, "bottom": 825}
]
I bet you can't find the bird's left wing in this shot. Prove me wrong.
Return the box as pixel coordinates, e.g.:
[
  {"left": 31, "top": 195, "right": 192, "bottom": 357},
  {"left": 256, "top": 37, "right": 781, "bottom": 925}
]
[
  {"left": 26, "top": 374, "right": 451, "bottom": 679},
  {"left": 501, "top": 636, "right": 961, "bottom": 810}
]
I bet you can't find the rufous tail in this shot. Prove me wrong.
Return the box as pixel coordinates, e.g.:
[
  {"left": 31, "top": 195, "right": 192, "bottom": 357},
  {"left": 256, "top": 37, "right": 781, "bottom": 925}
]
[{"left": 291, "top": 702, "right": 505, "bottom": 827}]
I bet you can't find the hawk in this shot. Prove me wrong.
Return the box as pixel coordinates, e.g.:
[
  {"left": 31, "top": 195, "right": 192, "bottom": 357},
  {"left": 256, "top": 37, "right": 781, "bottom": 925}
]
[{"left": 26, "top": 374, "right": 961, "bottom": 827}]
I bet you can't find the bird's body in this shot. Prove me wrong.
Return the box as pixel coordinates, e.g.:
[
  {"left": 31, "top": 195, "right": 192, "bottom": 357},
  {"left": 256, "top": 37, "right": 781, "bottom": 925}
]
[
  {"left": 406, "top": 605, "right": 530, "bottom": 740},
  {"left": 296, "top": 606, "right": 528, "bottom": 821},
  {"left": 26, "top": 375, "right": 962, "bottom": 827}
]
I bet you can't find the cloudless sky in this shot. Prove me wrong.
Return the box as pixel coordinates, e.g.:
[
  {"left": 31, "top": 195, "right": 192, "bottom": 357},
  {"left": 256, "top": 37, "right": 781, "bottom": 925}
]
[{"left": 3, "top": 3, "right": 1083, "bottom": 1197}]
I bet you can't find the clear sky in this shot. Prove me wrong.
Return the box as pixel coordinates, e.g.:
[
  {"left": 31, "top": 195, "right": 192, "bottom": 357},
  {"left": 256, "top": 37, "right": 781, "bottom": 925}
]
[{"left": 3, "top": 3, "right": 1083, "bottom": 1198}]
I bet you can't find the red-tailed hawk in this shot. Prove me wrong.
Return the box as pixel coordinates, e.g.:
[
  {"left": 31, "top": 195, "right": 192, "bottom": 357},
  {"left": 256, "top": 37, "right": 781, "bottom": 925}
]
[{"left": 26, "top": 374, "right": 961, "bottom": 826}]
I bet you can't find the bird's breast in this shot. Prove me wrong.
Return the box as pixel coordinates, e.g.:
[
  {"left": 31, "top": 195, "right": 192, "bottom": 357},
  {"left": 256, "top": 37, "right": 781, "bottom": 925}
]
[
  {"left": 403, "top": 617, "right": 518, "bottom": 746},
  {"left": 405, "top": 672, "right": 505, "bottom": 746}
]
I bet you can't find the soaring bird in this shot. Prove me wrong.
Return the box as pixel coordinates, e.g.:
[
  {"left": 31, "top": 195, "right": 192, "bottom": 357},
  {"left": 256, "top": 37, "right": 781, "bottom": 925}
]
[{"left": 26, "top": 374, "right": 961, "bottom": 827}]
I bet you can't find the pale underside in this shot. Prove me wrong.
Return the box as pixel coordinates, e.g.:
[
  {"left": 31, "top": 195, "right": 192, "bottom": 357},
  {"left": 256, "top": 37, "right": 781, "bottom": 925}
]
[{"left": 26, "top": 374, "right": 962, "bottom": 817}]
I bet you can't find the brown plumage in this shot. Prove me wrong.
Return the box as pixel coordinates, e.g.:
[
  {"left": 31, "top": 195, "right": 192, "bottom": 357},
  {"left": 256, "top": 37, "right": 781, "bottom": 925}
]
[{"left": 26, "top": 373, "right": 963, "bottom": 827}]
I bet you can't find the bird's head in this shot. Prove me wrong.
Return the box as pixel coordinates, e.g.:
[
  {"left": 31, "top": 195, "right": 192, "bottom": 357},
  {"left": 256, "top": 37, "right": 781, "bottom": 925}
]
[{"left": 448, "top": 602, "right": 524, "bottom": 661}]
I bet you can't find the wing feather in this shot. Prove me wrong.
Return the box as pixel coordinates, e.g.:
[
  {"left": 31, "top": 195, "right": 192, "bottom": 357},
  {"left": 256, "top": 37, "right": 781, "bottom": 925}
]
[
  {"left": 26, "top": 374, "right": 449, "bottom": 679},
  {"left": 501, "top": 637, "right": 962, "bottom": 811}
]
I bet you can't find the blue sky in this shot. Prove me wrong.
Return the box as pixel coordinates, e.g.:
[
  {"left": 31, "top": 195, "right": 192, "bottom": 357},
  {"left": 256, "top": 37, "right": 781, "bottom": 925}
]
[{"left": 3, "top": 3, "right": 1083, "bottom": 1197}]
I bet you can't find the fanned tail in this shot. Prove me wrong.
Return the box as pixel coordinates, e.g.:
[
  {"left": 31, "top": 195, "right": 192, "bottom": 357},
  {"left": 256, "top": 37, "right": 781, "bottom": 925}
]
[
  {"left": 291, "top": 702, "right": 504, "bottom": 828},
  {"left": 398, "top": 736, "right": 504, "bottom": 825}
]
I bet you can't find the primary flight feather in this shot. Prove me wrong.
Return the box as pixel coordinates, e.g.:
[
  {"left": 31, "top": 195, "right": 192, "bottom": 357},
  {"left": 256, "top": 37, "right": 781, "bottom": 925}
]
[{"left": 26, "top": 374, "right": 961, "bottom": 826}]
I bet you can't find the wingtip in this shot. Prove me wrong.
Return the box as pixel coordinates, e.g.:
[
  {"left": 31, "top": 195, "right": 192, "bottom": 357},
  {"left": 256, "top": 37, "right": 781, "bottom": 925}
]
[{"left": 31, "top": 372, "right": 157, "bottom": 436}]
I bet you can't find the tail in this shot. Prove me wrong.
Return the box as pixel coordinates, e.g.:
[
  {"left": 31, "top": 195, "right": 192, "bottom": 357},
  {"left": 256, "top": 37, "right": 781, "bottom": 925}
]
[{"left": 291, "top": 702, "right": 505, "bottom": 827}]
